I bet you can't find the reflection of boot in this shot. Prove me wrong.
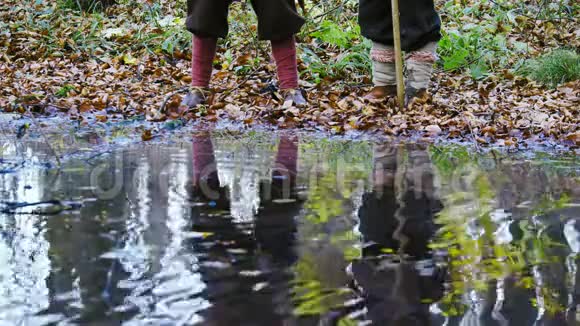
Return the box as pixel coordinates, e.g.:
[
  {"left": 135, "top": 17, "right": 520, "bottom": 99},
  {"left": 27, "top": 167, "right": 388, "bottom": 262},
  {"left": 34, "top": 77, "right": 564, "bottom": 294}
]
[
  {"left": 271, "top": 136, "right": 298, "bottom": 201},
  {"left": 191, "top": 134, "right": 228, "bottom": 207},
  {"left": 349, "top": 258, "right": 444, "bottom": 324}
]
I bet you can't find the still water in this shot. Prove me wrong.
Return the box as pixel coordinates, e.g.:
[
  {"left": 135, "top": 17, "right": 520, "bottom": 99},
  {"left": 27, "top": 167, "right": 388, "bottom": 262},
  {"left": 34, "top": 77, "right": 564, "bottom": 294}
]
[{"left": 0, "top": 129, "right": 578, "bottom": 325}]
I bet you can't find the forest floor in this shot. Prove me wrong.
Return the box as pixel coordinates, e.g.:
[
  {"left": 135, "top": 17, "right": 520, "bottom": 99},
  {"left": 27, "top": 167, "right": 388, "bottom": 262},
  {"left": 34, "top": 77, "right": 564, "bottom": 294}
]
[{"left": 0, "top": 0, "right": 578, "bottom": 148}]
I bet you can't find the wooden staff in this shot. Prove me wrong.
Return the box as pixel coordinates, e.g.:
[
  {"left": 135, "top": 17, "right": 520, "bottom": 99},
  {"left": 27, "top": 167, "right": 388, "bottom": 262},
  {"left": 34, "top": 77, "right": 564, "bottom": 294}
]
[{"left": 391, "top": 0, "right": 405, "bottom": 110}]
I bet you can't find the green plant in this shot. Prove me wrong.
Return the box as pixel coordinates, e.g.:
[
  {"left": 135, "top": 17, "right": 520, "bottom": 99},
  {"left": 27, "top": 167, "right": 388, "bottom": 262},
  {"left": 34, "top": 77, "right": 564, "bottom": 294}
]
[
  {"left": 310, "top": 21, "right": 358, "bottom": 49},
  {"left": 518, "top": 49, "right": 580, "bottom": 87},
  {"left": 436, "top": 24, "right": 523, "bottom": 79},
  {"left": 56, "top": 84, "right": 76, "bottom": 98},
  {"left": 57, "top": 0, "right": 114, "bottom": 12}
]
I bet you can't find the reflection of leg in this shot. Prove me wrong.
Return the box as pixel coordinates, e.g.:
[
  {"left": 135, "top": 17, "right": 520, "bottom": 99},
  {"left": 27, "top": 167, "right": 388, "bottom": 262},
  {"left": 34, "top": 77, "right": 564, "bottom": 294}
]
[
  {"left": 495, "top": 276, "right": 536, "bottom": 325},
  {"left": 348, "top": 259, "right": 441, "bottom": 324},
  {"left": 271, "top": 136, "right": 298, "bottom": 201},
  {"left": 372, "top": 143, "right": 397, "bottom": 193},
  {"left": 358, "top": 144, "right": 398, "bottom": 254},
  {"left": 352, "top": 145, "right": 445, "bottom": 324},
  {"left": 255, "top": 136, "right": 299, "bottom": 264},
  {"left": 534, "top": 264, "right": 568, "bottom": 324},
  {"left": 192, "top": 134, "right": 228, "bottom": 207},
  {"left": 395, "top": 145, "right": 440, "bottom": 259}
]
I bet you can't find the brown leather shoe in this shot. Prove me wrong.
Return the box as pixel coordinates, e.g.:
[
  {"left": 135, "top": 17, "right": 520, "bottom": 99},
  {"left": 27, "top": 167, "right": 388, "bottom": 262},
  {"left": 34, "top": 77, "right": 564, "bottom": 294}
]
[
  {"left": 404, "top": 87, "right": 428, "bottom": 107},
  {"left": 364, "top": 85, "right": 397, "bottom": 101},
  {"left": 281, "top": 88, "right": 307, "bottom": 107}
]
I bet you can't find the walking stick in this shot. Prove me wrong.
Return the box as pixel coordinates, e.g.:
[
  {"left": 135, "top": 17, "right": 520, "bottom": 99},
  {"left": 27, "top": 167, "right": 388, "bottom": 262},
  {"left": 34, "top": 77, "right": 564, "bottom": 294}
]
[{"left": 391, "top": 0, "right": 405, "bottom": 110}]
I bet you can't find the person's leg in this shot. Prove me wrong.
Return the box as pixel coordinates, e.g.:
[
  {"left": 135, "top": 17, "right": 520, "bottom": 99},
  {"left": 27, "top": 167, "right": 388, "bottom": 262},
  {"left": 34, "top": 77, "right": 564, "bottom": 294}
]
[
  {"left": 365, "top": 42, "right": 398, "bottom": 100},
  {"left": 180, "top": 0, "right": 232, "bottom": 111},
  {"left": 250, "top": 0, "right": 306, "bottom": 106},
  {"left": 185, "top": 0, "right": 232, "bottom": 40},
  {"left": 250, "top": 0, "right": 304, "bottom": 42},
  {"left": 404, "top": 42, "right": 438, "bottom": 105},
  {"left": 179, "top": 36, "right": 217, "bottom": 109},
  {"left": 270, "top": 37, "right": 307, "bottom": 106},
  {"left": 191, "top": 35, "right": 218, "bottom": 88},
  {"left": 271, "top": 37, "right": 299, "bottom": 91}
]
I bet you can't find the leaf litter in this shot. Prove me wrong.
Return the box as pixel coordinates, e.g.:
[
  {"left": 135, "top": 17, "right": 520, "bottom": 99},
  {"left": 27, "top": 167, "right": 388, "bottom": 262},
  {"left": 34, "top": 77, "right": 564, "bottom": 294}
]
[{"left": 0, "top": 0, "right": 578, "bottom": 149}]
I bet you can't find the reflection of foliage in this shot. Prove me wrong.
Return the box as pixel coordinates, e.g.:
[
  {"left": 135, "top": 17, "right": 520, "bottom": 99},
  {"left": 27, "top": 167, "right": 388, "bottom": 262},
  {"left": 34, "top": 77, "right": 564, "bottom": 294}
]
[
  {"left": 300, "top": 137, "right": 373, "bottom": 169},
  {"left": 429, "top": 145, "right": 474, "bottom": 178},
  {"left": 292, "top": 139, "right": 372, "bottom": 317},
  {"left": 292, "top": 253, "right": 351, "bottom": 316},
  {"left": 300, "top": 138, "right": 372, "bottom": 226},
  {"left": 430, "top": 148, "right": 578, "bottom": 317},
  {"left": 305, "top": 173, "right": 344, "bottom": 225},
  {"left": 532, "top": 193, "right": 571, "bottom": 216},
  {"left": 432, "top": 169, "right": 502, "bottom": 315},
  {"left": 337, "top": 317, "right": 357, "bottom": 326}
]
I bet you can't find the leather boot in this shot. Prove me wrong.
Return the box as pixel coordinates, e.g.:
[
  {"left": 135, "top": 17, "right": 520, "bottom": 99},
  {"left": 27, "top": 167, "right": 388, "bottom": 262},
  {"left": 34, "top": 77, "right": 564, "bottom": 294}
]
[
  {"left": 404, "top": 87, "right": 428, "bottom": 107},
  {"left": 181, "top": 87, "right": 210, "bottom": 108},
  {"left": 281, "top": 88, "right": 307, "bottom": 107},
  {"left": 364, "top": 85, "right": 397, "bottom": 101}
]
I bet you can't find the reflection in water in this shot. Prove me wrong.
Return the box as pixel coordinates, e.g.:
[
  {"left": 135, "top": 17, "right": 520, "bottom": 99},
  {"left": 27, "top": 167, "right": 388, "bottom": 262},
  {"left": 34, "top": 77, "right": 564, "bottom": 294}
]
[
  {"left": 0, "top": 166, "right": 51, "bottom": 324},
  {"left": 346, "top": 144, "right": 445, "bottom": 325},
  {"left": 0, "top": 132, "right": 578, "bottom": 325}
]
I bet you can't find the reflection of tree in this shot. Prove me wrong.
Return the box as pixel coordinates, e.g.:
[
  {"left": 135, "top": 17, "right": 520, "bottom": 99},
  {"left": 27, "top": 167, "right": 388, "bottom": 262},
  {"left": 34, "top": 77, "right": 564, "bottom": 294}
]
[
  {"left": 0, "top": 163, "right": 51, "bottom": 323},
  {"left": 430, "top": 146, "right": 580, "bottom": 325},
  {"left": 41, "top": 150, "right": 132, "bottom": 323},
  {"left": 42, "top": 145, "right": 209, "bottom": 324},
  {"left": 110, "top": 146, "right": 209, "bottom": 325},
  {"left": 214, "top": 135, "right": 277, "bottom": 225}
]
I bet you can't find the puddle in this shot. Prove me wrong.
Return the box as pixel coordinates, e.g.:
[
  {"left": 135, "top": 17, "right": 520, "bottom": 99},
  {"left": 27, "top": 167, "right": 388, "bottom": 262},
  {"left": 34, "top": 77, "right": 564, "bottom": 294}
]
[{"left": 0, "top": 128, "right": 578, "bottom": 325}]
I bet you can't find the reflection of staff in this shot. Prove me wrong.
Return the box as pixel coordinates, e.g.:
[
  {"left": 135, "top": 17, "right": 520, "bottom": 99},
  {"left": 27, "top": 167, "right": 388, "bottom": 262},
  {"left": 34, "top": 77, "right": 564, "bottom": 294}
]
[{"left": 391, "top": 0, "right": 405, "bottom": 109}]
